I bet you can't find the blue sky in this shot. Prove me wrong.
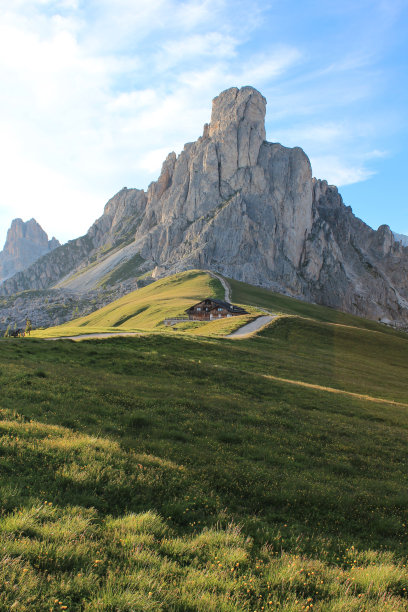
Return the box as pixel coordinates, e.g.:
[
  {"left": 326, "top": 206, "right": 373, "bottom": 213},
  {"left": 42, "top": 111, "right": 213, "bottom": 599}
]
[{"left": 0, "top": 0, "right": 407, "bottom": 248}]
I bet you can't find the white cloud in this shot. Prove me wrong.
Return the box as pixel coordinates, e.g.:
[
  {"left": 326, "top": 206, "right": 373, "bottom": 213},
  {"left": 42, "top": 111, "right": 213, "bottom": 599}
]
[
  {"left": 310, "top": 156, "right": 375, "bottom": 187},
  {"left": 363, "top": 149, "right": 389, "bottom": 160},
  {"left": 157, "top": 32, "right": 238, "bottom": 70},
  {"left": 272, "top": 123, "right": 345, "bottom": 147},
  {"left": 236, "top": 48, "right": 302, "bottom": 84}
]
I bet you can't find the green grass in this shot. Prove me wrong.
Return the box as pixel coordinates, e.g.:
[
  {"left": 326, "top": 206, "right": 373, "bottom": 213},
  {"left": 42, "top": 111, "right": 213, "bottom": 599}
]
[
  {"left": 32, "top": 270, "right": 259, "bottom": 339},
  {"left": 1, "top": 274, "right": 408, "bottom": 610},
  {"left": 229, "top": 277, "right": 407, "bottom": 336}
]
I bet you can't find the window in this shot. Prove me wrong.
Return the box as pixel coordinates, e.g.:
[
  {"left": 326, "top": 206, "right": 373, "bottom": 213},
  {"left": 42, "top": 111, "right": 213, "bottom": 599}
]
[
  {"left": 196, "top": 307, "right": 201, "bottom": 312},
  {"left": 218, "top": 307, "right": 223, "bottom": 311}
]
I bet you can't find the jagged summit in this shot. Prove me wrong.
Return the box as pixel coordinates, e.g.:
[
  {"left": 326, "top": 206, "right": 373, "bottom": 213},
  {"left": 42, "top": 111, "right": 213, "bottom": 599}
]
[
  {"left": 207, "top": 86, "right": 266, "bottom": 181},
  {"left": 1, "top": 86, "right": 407, "bottom": 328},
  {"left": 0, "top": 218, "right": 60, "bottom": 283}
]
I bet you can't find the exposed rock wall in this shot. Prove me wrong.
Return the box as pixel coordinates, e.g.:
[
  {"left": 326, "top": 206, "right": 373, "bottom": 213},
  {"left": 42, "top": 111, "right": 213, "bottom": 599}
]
[{"left": 303, "top": 180, "right": 408, "bottom": 323}]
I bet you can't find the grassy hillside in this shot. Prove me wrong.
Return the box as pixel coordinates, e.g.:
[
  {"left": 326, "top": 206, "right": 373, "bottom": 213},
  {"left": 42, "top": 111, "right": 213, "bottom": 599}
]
[
  {"left": 1, "top": 275, "right": 408, "bottom": 610},
  {"left": 229, "top": 277, "right": 407, "bottom": 335},
  {"left": 32, "top": 271, "right": 256, "bottom": 339}
]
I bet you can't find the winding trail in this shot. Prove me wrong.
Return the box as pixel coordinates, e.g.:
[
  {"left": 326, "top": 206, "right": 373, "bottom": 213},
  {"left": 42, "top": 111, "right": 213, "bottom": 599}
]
[
  {"left": 207, "top": 270, "right": 277, "bottom": 338},
  {"left": 207, "top": 271, "right": 231, "bottom": 302}
]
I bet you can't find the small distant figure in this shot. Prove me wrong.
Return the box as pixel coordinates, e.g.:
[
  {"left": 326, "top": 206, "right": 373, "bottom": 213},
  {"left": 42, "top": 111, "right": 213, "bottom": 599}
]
[{"left": 25, "top": 319, "right": 32, "bottom": 336}]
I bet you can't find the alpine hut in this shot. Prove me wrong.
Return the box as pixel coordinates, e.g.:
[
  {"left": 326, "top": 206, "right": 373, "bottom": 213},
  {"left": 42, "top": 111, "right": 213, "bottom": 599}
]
[{"left": 185, "top": 298, "right": 248, "bottom": 321}]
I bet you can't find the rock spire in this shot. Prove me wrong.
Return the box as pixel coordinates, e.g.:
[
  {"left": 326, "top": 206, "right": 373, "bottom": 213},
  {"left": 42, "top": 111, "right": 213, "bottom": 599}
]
[{"left": 0, "top": 218, "right": 60, "bottom": 283}]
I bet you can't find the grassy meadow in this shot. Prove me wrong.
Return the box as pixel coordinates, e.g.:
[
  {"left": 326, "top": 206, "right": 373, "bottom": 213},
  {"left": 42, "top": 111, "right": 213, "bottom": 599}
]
[
  {"left": 1, "top": 273, "right": 408, "bottom": 610},
  {"left": 31, "top": 271, "right": 257, "bottom": 339}
]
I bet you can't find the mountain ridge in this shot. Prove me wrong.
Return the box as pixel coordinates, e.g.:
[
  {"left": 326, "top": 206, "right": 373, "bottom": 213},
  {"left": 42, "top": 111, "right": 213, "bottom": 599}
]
[{"left": 1, "top": 86, "right": 407, "bottom": 328}]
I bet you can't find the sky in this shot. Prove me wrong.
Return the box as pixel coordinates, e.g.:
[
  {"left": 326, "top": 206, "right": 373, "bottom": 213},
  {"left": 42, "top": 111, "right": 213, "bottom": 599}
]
[{"left": 0, "top": 0, "right": 407, "bottom": 249}]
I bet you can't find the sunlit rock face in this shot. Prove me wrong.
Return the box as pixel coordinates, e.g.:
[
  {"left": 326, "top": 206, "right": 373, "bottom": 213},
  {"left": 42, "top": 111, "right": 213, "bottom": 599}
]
[
  {"left": 135, "top": 86, "right": 314, "bottom": 294},
  {"left": 0, "top": 218, "right": 60, "bottom": 283},
  {"left": 1, "top": 86, "right": 408, "bottom": 327}
]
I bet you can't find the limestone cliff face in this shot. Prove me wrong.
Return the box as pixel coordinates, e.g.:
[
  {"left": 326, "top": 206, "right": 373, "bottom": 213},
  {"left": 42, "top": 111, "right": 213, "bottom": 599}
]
[
  {"left": 0, "top": 218, "right": 60, "bottom": 283},
  {"left": 1, "top": 86, "right": 407, "bottom": 327},
  {"left": 135, "top": 86, "right": 313, "bottom": 295},
  {"left": 302, "top": 181, "right": 408, "bottom": 323}
]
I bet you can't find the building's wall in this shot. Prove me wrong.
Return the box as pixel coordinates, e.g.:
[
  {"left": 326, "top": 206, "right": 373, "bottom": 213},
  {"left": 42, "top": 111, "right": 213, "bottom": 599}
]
[
  {"left": 187, "top": 300, "right": 246, "bottom": 320},
  {"left": 189, "top": 307, "right": 238, "bottom": 320},
  {"left": 189, "top": 311, "right": 211, "bottom": 321}
]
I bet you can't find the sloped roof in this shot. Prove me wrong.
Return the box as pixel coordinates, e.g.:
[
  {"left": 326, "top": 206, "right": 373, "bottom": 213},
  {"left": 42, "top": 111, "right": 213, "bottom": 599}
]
[{"left": 185, "top": 298, "right": 248, "bottom": 314}]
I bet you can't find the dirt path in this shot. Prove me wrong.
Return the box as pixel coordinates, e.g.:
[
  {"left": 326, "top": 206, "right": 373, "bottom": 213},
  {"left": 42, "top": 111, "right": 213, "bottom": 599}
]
[
  {"left": 47, "top": 332, "right": 140, "bottom": 341},
  {"left": 260, "top": 373, "right": 408, "bottom": 409},
  {"left": 226, "top": 315, "right": 276, "bottom": 338},
  {"left": 207, "top": 271, "right": 277, "bottom": 338},
  {"left": 207, "top": 271, "right": 231, "bottom": 302}
]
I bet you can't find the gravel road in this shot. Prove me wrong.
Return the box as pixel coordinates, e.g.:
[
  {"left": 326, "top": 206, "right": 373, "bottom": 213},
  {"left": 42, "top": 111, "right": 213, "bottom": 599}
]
[{"left": 226, "top": 315, "right": 276, "bottom": 338}]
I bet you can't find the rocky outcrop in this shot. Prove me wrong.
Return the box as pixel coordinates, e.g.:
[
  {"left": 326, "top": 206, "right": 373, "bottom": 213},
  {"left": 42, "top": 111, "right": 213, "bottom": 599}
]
[
  {"left": 302, "top": 180, "right": 408, "bottom": 323},
  {"left": 394, "top": 232, "right": 408, "bottom": 247},
  {"left": 135, "top": 87, "right": 313, "bottom": 294},
  {"left": 0, "top": 218, "right": 60, "bottom": 283},
  {"left": 1, "top": 86, "right": 407, "bottom": 327}
]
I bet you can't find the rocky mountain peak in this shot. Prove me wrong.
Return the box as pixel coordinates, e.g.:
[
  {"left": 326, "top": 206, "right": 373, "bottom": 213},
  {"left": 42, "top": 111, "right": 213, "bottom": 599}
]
[
  {"left": 207, "top": 86, "right": 267, "bottom": 183},
  {"left": 372, "top": 224, "right": 394, "bottom": 256},
  {"left": 0, "top": 218, "right": 60, "bottom": 283},
  {"left": 208, "top": 86, "right": 266, "bottom": 140},
  {"left": 4, "top": 218, "right": 48, "bottom": 254}
]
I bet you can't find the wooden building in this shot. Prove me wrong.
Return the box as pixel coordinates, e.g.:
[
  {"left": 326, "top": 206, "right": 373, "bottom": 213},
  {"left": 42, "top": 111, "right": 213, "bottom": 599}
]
[{"left": 185, "top": 298, "right": 248, "bottom": 321}]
